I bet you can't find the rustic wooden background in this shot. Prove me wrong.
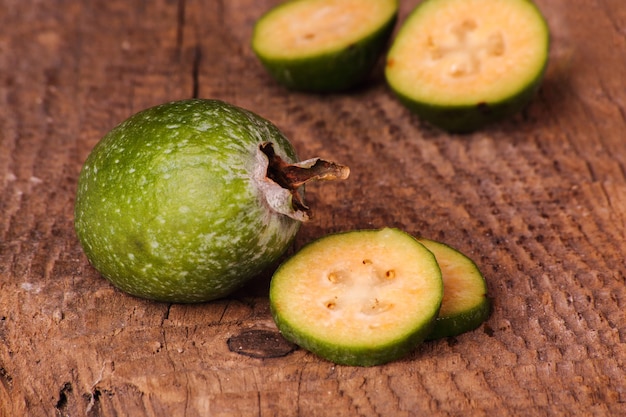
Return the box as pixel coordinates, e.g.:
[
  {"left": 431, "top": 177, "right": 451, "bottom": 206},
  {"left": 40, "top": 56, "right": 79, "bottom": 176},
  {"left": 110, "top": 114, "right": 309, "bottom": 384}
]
[{"left": 1, "top": 0, "right": 625, "bottom": 416}]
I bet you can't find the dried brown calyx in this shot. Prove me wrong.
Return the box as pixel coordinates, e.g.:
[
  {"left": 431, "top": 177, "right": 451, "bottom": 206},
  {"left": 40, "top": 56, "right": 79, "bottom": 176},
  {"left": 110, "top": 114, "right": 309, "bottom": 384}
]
[{"left": 259, "top": 142, "right": 350, "bottom": 220}]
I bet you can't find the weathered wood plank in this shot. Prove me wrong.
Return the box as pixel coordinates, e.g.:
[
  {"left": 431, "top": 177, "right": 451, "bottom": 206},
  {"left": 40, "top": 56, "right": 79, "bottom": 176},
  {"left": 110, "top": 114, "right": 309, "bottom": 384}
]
[{"left": 1, "top": 0, "right": 625, "bottom": 416}]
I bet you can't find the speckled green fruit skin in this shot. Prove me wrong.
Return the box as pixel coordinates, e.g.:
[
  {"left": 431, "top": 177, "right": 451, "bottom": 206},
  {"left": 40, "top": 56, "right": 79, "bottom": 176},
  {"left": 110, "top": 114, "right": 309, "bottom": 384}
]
[
  {"left": 252, "top": 1, "right": 398, "bottom": 92},
  {"left": 75, "top": 99, "right": 301, "bottom": 303},
  {"left": 418, "top": 238, "right": 491, "bottom": 340}
]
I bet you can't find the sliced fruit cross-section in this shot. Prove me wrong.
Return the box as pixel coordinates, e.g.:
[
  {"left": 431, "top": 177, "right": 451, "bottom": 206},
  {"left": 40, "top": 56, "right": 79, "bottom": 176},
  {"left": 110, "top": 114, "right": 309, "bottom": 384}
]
[
  {"left": 385, "top": 0, "right": 550, "bottom": 132},
  {"left": 270, "top": 228, "right": 443, "bottom": 366},
  {"left": 252, "top": 0, "right": 399, "bottom": 92}
]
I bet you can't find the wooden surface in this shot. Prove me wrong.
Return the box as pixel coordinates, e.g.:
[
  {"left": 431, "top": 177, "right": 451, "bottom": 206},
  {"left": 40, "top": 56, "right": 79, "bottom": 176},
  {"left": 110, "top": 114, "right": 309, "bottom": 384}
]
[{"left": 1, "top": 0, "right": 625, "bottom": 416}]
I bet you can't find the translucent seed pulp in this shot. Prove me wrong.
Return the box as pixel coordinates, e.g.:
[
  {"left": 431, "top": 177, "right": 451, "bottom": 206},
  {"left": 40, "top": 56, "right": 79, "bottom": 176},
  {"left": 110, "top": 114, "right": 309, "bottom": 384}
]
[
  {"left": 427, "top": 18, "right": 506, "bottom": 78},
  {"left": 322, "top": 258, "right": 397, "bottom": 319}
]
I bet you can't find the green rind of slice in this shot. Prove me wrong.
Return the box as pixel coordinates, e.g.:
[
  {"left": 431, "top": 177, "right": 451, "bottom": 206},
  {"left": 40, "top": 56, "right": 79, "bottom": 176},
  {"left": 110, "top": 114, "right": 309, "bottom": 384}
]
[
  {"left": 270, "top": 228, "right": 443, "bottom": 366},
  {"left": 252, "top": 0, "right": 398, "bottom": 92},
  {"left": 391, "top": 76, "right": 546, "bottom": 133},
  {"left": 418, "top": 238, "right": 491, "bottom": 339},
  {"left": 385, "top": 0, "right": 550, "bottom": 132}
]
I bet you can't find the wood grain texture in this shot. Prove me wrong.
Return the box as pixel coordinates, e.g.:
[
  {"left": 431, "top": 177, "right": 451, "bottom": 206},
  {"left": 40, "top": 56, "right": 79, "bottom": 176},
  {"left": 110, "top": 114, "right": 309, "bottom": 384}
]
[{"left": 1, "top": 0, "right": 625, "bottom": 416}]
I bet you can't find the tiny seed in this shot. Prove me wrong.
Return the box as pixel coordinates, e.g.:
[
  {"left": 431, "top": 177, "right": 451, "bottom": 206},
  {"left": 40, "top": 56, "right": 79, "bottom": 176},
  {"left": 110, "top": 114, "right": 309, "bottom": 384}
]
[
  {"left": 461, "top": 19, "right": 477, "bottom": 30},
  {"left": 385, "top": 270, "right": 396, "bottom": 280},
  {"left": 361, "top": 299, "right": 393, "bottom": 315},
  {"left": 362, "top": 259, "right": 372, "bottom": 265},
  {"left": 427, "top": 36, "right": 443, "bottom": 60},
  {"left": 456, "top": 19, "right": 477, "bottom": 34},
  {"left": 487, "top": 32, "right": 505, "bottom": 56},
  {"left": 325, "top": 301, "right": 336, "bottom": 310},
  {"left": 450, "top": 62, "right": 468, "bottom": 77},
  {"left": 450, "top": 19, "right": 477, "bottom": 40},
  {"left": 328, "top": 272, "right": 338, "bottom": 283}
]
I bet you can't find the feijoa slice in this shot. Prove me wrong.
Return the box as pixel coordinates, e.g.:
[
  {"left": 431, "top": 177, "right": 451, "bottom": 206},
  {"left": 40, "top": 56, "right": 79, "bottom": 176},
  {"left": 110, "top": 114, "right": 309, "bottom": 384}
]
[
  {"left": 418, "top": 238, "right": 491, "bottom": 339},
  {"left": 252, "top": 0, "right": 398, "bottom": 92},
  {"left": 270, "top": 228, "right": 443, "bottom": 366},
  {"left": 385, "top": 0, "right": 550, "bottom": 132}
]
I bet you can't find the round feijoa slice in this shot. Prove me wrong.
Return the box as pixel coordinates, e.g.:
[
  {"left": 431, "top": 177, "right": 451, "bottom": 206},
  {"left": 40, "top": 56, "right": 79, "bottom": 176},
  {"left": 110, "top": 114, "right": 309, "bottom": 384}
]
[
  {"left": 75, "top": 99, "right": 349, "bottom": 303},
  {"left": 385, "top": 0, "right": 550, "bottom": 132},
  {"left": 252, "top": 0, "right": 398, "bottom": 92},
  {"left": 270, "top": 228, "right": 443, "bottom": 366},
  {"left": 418, "top": 238, "right": 491, "bottom": 339}
]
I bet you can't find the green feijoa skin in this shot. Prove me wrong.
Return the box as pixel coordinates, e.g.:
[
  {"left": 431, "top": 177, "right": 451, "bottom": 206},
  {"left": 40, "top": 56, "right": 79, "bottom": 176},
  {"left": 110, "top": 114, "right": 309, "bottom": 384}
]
[
  {"left": 252, "top": 0, "right": 398, "bottom": 92},
  {"left": 270, "top": 228, "right": 443, "bottom": 366},
  {"left": 385, "top": 0, "right": 550, "bottom": 132},
  {"left": 75, "top": 99, "right": 349, "bottom": 303},
  {"left": 418, "top": 238, "right": 491, "bottom": 340}
]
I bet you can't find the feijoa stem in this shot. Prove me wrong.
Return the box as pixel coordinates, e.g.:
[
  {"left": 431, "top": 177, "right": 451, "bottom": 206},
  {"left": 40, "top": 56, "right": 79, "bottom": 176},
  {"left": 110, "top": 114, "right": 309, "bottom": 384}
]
[{"left": 261, "top": 142, "right": 350, "bottom": 213}]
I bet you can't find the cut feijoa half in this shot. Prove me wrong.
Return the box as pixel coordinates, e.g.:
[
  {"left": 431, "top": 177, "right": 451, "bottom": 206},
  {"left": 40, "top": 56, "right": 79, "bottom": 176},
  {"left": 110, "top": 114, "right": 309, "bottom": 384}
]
[
  {"left": 385, "top": 0, "right": 550, "bottom": 132},
  {"left": 252, "top": 0, "right": 398, "bottom": 92},
  {"left": 418, "top": 238, "right": 491, "bottom": 339},
  {"left": 269, "top": 228, "right": 443, "bottom": 366}
]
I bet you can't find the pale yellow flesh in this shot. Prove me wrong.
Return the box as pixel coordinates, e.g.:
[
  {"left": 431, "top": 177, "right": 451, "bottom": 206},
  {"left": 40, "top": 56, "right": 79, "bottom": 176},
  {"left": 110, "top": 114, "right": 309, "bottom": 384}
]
[
  {"left": 272, "top": 229, "right": 442, "bottom": 345},
  {"left": 254, "top": 0, "right": 397, "bottom": 58},
  {"left": 386, "top": 0, "right": 548, "bottom": 104},
  {"left": 418, "top": 239, "right": 486, "bottom": 317}
]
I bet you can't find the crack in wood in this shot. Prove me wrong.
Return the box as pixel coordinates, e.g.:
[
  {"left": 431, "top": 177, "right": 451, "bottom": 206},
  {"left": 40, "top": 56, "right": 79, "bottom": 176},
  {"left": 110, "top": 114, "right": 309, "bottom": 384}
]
[
  {"left": 84, "top": 360, "right": 115, "bottom": 415},
  {"left": 0, "top": 366, "right": 12, "bottom": 390},
  {"left": 176, "top": 0, "right": 186, "bottom": 50},
  {"left": 55, "top": 381, "right": 72, "bottom": 412},
  {"left": 192, "top": 45, "right": 201, "bottom": 98}
]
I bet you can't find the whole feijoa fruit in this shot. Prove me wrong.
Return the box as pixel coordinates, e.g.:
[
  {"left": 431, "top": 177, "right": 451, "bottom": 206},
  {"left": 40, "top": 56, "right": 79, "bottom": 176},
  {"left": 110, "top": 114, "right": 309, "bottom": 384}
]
[
  {"left": 252, "top": 0, "right": 398, "bottom": 92},
  {"left": 270, "top": 228, "right": 443, "bottom": 366},
  {"left": 75, "top": 99, "right": 349, "bottom": 303},
  {"left": 385, "top": 0, "right": 550, "bottom": 132}
]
